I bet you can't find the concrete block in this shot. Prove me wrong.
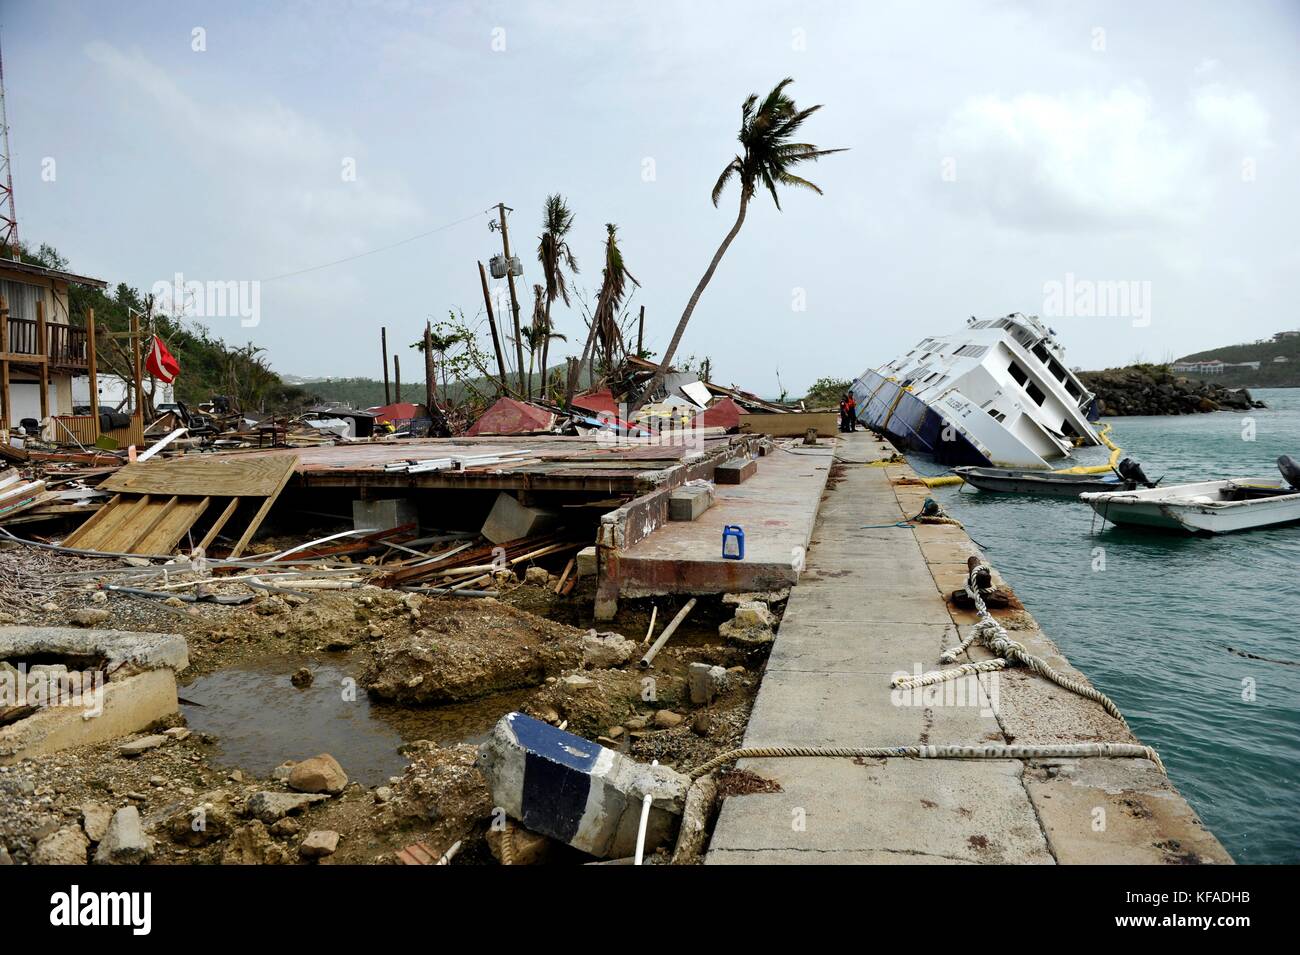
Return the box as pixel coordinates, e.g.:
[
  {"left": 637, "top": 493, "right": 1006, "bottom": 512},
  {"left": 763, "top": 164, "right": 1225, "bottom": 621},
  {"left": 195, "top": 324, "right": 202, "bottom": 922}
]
[
  {"left": 478, "top": 712, "right": 687, "bottom": 858},
  {"left": 669, "top": 484, "right": 715, "bottom": 522},
  {"left": 576, "top": 546, "right": 598, "bottom": 578},
  {"left": 714, "top": 458, "right": 757, "bottom": 484},
  {"left": 581, "top": 631, "right": 637, "bottom": 669},
  {"left": 1, "top": 629, "right": 186, "bottom": 767},
  {"left": 352, "top": 497, "right": 418, "bottom": 533},
  {"left": 481, "top": 493, "right": 558, "bottom": 546},
  {"left": 688, "top": 663, "right": 730, "bottom": 704}
]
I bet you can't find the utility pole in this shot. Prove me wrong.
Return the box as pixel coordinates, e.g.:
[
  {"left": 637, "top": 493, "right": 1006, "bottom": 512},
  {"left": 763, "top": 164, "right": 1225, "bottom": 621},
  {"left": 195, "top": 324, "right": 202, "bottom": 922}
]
[
  {"left": 636, "top": 305, "right": 645, "bottom": 359},
  {"left": 381, "top": 327, "right": 391, "bottom": 405},
  {"left": 496, "top": 202, "right": 526, "bottom": 395},
  {"left": 478, "top": 261, "right": 509, "bottom": 392},
  {"left": 393, "top": 354, "right": 401, "bottom": 403}
]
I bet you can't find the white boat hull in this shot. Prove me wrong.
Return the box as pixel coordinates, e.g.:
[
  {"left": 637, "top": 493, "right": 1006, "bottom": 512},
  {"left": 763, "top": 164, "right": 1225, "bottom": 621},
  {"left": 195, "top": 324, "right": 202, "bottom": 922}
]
[{"left": 1081, "top": 479, "right": 1300, "bottom": 534}]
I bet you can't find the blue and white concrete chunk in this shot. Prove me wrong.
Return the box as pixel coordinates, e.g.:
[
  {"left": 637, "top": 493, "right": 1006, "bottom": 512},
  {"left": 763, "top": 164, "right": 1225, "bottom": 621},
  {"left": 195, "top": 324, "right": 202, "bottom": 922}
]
[{"left": 478, "top": 712, "right": 688, "bottom": 859}]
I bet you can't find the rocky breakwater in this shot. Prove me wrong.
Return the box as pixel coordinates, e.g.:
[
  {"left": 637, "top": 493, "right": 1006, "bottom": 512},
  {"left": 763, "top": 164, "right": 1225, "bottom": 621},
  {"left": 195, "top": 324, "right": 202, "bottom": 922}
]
[{"left": 1078, "top": 364, "right": 1266, "bottom": 416}]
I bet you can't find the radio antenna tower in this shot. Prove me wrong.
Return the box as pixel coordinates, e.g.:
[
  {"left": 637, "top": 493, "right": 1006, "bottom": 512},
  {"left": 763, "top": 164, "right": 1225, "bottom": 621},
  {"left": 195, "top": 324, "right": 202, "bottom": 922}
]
[{"left": 0, "top": 31, "right": 19, "bottom": 255}]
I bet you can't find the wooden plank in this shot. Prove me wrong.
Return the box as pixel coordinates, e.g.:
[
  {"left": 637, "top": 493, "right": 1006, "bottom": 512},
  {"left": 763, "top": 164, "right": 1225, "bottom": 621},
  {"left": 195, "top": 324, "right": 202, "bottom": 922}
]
[
  {"left": 61, "top": 493, "right": 122, "bottom": 546},
  {"left": 197, "top": 497, "right": 241, "bottom": 552},
  {"left": 121, "top": 495, "right": 180, "bottom": 553},
  {"left": 228, "top": 458, "right": 298, "bottom": 558},
  {"left": 101, "top": 455, "right": 298, "bottom": 497},
  {"left": 138, "top": 496, "right": 210, "bottom": 555},
  {"left": 100, "top": 495, "right": 166, "bottom": 552},
  {"left": 72, "top": 494, "right": 152, "bottom": 551},
  {"left": 36, "top": 300, "right": 49, "bottom": 420},
  {"left": 86, "top": 308, "right": 99, "bottom": 442}
]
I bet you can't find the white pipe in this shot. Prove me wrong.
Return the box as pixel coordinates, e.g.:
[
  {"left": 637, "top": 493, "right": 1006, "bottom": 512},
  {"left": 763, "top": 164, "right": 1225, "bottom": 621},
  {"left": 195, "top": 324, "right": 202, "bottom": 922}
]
[
  {"left": 634, "top": 760, "right": 659, "bottom": 866},
  {"left": 261, "top": 528, "right": 379, "bottom": 563},
  {"left": 136, "top": 427, "right": 188, "bottom": 461}
]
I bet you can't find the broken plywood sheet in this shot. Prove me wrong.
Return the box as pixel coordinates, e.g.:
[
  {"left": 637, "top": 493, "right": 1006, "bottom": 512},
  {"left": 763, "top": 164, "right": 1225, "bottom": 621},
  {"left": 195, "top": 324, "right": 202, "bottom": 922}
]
[
  {"left": 100, "top": 455, "right": 298, "bottom": 497},
  {"left": 63, "top": 455, "right": 297, "bottom": 557}
]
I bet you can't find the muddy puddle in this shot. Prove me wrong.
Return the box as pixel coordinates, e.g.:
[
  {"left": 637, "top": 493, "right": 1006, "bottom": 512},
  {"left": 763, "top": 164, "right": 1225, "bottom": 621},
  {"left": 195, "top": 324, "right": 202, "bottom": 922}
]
[{"left": 179, "top": 653, "right": 531, "bottom": 786}]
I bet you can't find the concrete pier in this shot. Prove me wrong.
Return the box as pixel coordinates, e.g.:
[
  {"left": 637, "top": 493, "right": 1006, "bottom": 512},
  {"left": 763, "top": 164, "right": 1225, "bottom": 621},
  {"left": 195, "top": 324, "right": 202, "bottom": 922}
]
[{"left": 707, "top": 432, "right": 1231, "bottom": 865}]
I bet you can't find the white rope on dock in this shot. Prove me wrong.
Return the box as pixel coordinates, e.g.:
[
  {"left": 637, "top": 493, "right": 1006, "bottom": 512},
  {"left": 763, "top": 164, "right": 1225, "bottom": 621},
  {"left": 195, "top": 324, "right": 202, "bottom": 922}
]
[
  {"left": 687, "top": 741, "right": 1165, "bottom": 779},
  {"left": 892, "top": 561, "right": 1131, "bottom": 727}
]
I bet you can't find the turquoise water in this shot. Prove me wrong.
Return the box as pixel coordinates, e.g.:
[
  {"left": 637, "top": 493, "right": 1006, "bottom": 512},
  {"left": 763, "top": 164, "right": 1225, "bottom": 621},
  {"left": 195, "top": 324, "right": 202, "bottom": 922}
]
[{"left": 919, "top": 388, "right": 1300, "bottom": 864}]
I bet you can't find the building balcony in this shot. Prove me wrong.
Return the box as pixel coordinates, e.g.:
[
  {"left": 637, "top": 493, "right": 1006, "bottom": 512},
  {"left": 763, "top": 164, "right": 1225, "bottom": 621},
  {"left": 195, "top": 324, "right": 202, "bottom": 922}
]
[{"left": 1, "top": 318, "right": 90, "bottom": 369}]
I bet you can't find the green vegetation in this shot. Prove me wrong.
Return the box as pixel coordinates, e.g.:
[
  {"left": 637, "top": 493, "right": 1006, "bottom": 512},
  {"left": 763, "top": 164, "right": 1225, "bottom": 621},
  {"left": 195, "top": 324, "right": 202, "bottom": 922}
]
[
  {"left": 802, "top": 376, "right": 853, "bottom": 407},
  {"left": 19, "top": 243, "right": 313, "bottom": 414}
]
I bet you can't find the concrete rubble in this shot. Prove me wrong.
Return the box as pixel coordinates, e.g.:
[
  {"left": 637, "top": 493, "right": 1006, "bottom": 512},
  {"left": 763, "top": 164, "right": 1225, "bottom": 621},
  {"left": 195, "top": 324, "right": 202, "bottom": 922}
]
[
  {"left": 478, "top": 712, "right": 688, "bottom": 859},
  {"left": 0, "top": 627, "right": 189, "bottom": 765}
]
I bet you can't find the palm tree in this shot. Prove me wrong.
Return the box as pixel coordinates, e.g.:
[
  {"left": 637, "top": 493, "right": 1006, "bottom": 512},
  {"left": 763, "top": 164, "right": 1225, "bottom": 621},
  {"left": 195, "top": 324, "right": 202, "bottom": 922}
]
[
  {"left": 566, "top": 223, "right": 638, "bottom": 409},
  {"left": 523, "top": 288, "right": 568, "bottom": 402},
  {"left": 629, "top": 78, "right": 845, "bottom": 412},
  {"left": 536, "top": 195, "right": 579, "bottom": 399}
]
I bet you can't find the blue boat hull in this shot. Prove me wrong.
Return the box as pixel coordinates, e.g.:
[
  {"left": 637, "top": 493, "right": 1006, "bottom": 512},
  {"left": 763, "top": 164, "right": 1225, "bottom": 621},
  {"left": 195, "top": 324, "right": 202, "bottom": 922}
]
[{"left": 850, "top": 370, "right": 991, "bottom": 467}]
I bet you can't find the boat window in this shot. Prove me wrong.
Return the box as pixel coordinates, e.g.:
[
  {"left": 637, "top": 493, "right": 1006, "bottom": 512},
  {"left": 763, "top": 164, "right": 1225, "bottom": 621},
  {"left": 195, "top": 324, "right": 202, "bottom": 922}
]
[
  {"left": 1066, "top": 380, "right": 1082, "bottom": 399},
  {"left": 1007, "top": 361, "right": 1028, "bottom": 386},
  {"left": 1033, "top": 343, "right": 1051, "bottom": 363},
  {"left": 1026, "top": 381, "right": 1046, "bottom": 405},
  {"left": 954, "top": 344, "right": 988, "bottom": 358}
]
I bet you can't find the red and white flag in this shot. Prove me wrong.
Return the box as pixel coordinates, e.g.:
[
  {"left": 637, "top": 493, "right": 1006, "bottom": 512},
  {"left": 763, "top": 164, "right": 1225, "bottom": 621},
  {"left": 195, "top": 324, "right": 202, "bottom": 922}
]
[{"left": 145, "top": 335, "right": 181, "bottom": 384}]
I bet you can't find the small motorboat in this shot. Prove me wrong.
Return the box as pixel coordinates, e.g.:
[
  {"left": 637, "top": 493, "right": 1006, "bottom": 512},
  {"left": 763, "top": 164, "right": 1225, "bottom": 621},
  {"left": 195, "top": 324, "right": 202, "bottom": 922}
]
[
  {"left": 1081, "top": 455, "right": 1300, "bottom": 534},
  {"left": 955, "top": 457, "right": 1155, "bottom": 498}
]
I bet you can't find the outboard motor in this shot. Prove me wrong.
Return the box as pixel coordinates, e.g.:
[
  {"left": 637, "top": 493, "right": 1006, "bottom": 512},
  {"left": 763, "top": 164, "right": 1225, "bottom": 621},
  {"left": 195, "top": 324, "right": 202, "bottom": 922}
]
[
  {"left": 1278, "top": 455, "right": 1300, "bottom": 491},
  {"left": 1116, "top": 457, "right": 1156, "bottom": 488}
]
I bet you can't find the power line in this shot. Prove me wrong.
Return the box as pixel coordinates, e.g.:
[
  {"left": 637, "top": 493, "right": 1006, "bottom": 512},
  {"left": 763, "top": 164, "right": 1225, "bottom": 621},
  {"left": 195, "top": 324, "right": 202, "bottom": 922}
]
[{"left": 259, "top": 205, "right": 494, "bottom": 283}]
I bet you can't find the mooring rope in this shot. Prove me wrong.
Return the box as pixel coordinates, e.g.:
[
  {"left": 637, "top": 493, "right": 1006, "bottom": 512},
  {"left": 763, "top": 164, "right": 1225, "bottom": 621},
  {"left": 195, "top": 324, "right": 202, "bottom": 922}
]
[
  {"left": 892, "top": 561, "right": 1130, "bottom": 728},
  {"left": 687, "top": 741, "right": 1164, "bottom": 780}
]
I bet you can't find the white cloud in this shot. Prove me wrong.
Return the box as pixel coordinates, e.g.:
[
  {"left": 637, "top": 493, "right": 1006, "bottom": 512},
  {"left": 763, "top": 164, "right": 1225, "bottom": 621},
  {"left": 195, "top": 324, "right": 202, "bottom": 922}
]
[
  {"left": 83, "top": 41, "right": 423, "bottom": 260},
  {"left": 936, "top": 82, "right": 1272, "bottom": 231},
  {"left": 1192, "top": 84, "right": 1271, "bottom": 147}
]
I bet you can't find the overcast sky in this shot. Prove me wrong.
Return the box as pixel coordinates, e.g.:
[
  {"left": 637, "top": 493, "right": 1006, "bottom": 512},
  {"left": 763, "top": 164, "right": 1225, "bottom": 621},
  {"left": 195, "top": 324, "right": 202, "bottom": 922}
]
[{"left": 5, "top": 0, "right": 1298, "bottom": 395}]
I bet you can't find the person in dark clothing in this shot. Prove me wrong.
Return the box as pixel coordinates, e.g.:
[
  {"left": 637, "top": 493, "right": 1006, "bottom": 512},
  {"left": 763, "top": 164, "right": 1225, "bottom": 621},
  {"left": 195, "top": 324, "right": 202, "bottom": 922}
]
[{"left": 839, "top": 393, "right": 858, "bottom": 432}]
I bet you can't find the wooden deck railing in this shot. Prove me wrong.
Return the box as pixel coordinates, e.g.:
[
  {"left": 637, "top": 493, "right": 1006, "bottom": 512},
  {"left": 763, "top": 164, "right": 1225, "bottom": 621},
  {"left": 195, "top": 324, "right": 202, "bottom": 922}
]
[{"left": 2, "top": 318, "right": 90, "bottom": 367}]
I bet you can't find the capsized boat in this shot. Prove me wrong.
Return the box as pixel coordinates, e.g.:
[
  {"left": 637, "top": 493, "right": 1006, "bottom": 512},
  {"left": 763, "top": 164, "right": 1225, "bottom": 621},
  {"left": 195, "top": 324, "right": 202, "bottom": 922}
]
[
  {"left": 956, "top": 457, "right": 1156, "bottom": 498},
  {"left": 850, "top": 313, "right": 1102, "bottom": 468},
  {"left": 1081, "top": 456, "right": 1300, "bottom": 534}
]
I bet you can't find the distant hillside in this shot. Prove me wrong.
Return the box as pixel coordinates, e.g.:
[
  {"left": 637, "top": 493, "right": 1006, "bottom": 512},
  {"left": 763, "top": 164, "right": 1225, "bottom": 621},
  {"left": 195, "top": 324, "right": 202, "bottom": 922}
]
[
  {"left": 298, "top": 362, "right": 593, "bottom": 410},
  {"left": 1176, "top": 333, "right": 1300, "bottom": 388}
]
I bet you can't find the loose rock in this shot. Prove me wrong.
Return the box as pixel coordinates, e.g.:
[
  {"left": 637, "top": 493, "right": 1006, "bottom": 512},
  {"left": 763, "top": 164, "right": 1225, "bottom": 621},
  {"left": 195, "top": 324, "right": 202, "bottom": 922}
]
[{"left": 287, "top": 754, "right": 348, "bottom": 795}]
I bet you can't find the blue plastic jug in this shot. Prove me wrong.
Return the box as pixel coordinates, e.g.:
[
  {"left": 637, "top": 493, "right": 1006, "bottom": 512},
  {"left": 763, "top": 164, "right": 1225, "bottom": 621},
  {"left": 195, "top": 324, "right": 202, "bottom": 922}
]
[{"left": 722, "top": 525, "right": 745, "bottom": 560}]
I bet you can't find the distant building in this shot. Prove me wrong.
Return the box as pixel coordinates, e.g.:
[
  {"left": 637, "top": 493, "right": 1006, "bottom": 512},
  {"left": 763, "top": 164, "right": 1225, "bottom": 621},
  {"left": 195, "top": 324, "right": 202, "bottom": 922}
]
[
  {"left": 1273, "top": 355, "right": 1290, "bottom": 363},
  {"left": 1273, "top": 330, "right": 1299, "bottom": 341},
  {"left": 1171, "top": 359, "right": 1260, "bottom": 375}
]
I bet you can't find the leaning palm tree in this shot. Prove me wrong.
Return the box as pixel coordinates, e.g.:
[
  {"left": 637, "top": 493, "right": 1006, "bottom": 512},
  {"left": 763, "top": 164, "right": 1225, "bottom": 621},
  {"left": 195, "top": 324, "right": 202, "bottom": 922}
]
[
  {"left": 536, "top": 195, "right": 579, "bottom": 399},
  {"left": 629, "top": 78, "right": 845, "bottom": 412},
  {"left": 566, "top": 223, "right": 638, "bottom": 409}
]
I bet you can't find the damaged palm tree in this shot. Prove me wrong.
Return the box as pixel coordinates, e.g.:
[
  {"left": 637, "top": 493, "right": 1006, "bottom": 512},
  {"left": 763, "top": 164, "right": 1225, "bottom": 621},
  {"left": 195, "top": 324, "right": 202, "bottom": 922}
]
[
  {"left": 629, "top": 77, "right": 845, "bottom": 414},
  {"left": 536, "top": 195, "right": 579, "bottom": 400},
  {"left": 565, "top": 223, "right": 638, "bottom": 410},
  {"left": 523, "top": 286, "right": 567, "bottom": 400}
]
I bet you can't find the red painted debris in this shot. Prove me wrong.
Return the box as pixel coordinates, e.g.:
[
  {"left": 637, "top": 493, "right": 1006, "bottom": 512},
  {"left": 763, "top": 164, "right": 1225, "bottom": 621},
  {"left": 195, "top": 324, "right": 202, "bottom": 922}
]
[{"left": 466, "top": 397, "right": 556, "bottom": 436}]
